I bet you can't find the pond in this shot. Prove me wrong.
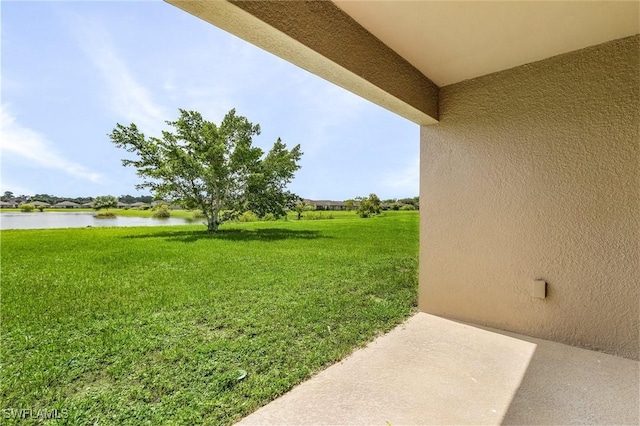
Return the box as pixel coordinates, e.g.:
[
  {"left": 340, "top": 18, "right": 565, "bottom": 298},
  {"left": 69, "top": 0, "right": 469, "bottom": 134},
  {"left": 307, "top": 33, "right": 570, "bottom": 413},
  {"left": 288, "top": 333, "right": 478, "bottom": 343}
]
[{"left": 0, "top": 212, "right": 198, "bottom": 230}]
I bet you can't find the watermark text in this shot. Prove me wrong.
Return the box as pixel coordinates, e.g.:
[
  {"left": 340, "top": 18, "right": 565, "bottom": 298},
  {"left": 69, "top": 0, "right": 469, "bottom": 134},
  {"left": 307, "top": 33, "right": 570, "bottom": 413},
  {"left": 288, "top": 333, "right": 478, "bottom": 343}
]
[{"left": 2, "top": 408, "right": 69, "bottom": 420}]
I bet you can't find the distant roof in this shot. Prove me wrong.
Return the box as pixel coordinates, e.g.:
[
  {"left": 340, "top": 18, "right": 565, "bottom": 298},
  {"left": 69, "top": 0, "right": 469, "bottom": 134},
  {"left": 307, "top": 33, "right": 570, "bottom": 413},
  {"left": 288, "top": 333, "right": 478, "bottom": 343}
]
[
  {"left": 304, "top": 199, "right": 346, "bottom": 206},
  {"left": 31, "top": 201, "right": 51, "bottom": 206},
  {"left": 54, "top": 201, "right": 81, "bottom": 207}
]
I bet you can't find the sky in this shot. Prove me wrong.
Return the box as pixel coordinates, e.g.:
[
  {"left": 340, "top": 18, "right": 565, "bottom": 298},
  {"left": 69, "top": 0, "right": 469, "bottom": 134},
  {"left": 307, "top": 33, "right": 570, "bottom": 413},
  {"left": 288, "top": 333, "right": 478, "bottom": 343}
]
[{"left": 1, "top": 0, "right": 419, "bottom": 201}]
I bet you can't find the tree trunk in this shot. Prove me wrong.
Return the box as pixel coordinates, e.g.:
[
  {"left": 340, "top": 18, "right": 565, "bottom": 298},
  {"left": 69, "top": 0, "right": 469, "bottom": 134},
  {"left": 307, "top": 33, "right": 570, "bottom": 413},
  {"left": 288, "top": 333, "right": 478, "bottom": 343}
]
[
  {"left": 206, "top": 207, "right": 221, "bottom": 232},
  {"left": 207, "top": 217, "right": 219, "bottom": 233}
]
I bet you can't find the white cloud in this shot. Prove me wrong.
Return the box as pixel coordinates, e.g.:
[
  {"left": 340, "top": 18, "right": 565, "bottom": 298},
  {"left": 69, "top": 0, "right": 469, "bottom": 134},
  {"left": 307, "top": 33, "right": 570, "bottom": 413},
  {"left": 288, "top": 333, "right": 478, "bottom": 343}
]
[
  {"left": 69, "top": 14, "right": 168, "bottom": 135},
  {"left": 0, "top": 180, "right": 33, "bottom": 197},
  {"left": 288, "top": 77, "right": 370, "bottom": 157},
  {"left": 0, "top": 105, "right": 102, "bottom": 183}
]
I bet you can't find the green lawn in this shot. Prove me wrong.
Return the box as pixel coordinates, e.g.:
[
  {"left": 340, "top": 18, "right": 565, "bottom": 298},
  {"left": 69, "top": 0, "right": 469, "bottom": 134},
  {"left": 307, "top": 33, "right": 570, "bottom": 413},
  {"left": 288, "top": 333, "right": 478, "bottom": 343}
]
[{"left": 1, "top": 212, "right": 418, "bottom": 425}]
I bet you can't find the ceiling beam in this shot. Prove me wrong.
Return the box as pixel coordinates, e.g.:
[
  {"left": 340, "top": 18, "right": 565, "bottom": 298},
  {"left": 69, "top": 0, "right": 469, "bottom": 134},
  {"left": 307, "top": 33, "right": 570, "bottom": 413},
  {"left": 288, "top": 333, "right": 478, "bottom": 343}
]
[{"left": 165, "top": 0, "right": 439, "bottom": 125}]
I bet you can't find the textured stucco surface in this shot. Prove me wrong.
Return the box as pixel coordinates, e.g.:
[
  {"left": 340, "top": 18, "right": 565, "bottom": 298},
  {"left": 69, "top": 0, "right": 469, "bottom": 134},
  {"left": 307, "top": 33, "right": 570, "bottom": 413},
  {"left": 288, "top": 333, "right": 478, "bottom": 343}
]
[
  {"left": 420, "top": 36, "right": 639, "bottom": 360},
  {"left": 334, "top": 1, "right": 640, "bottom": 87},
  {"left": 166, "top": 0, "right": 438, "bottom": 124}
]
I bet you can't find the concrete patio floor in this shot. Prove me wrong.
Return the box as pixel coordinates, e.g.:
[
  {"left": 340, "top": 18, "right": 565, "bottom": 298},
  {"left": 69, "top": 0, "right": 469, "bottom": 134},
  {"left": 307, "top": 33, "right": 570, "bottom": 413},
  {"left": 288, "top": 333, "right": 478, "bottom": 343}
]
[{"left": 238, "top": 313, "right": 638, "bottom": 425}]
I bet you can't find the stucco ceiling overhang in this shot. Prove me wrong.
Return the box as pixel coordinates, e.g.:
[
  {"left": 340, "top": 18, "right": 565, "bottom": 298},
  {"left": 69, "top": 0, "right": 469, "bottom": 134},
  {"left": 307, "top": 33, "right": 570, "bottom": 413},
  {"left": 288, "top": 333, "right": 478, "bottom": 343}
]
[
  {"left": 166, "top": 0, "right": 440, "bottom": 124},
  {"left": 165, "top": 1, "right": 639, "bottom": 125},
  {"left": 333, "top": 1, "right": 640, "bottom": 87}
]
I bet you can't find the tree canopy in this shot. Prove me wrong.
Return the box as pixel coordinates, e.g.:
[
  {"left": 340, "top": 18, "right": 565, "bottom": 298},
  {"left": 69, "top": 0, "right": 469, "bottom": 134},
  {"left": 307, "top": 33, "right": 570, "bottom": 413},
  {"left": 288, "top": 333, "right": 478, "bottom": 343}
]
[
  {"left": 108, "top": 109, "right": 302, "bottom": 232},
  {"left": 93, "top": 195, "right": 118, "bottom": 210},
  {"left": 356, "top": 193, "right": 382, "bottom": 218}
]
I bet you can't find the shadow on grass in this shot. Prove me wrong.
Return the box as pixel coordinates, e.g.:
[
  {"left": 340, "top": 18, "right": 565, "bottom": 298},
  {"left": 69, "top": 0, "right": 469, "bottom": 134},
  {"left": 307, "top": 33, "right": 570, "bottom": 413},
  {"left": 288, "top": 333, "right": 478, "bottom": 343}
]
[{"left": 121, "top": 228, "right": 329, "bottom": 243}]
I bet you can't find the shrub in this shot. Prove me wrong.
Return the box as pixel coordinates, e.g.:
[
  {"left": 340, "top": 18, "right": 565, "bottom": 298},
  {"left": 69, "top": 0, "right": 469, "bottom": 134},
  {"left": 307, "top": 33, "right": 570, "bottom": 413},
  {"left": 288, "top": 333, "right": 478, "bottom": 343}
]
[
  {"left": 294, "top": 202, "right": 304, "bottom": 220},
  {"left": 357, "top": 193, "right": 381, "bottom": 218},
  {"left": 152, "top": 201, "right": 169, "bottom": 210},
  {"left": 219, "top": 210, "right": 238, "bottom": 223},
  {"left": 152, "top": 204, "right": 171, "bottom": 218},
  {"left": 391, "top": 204, "right": 401, "bottom": 211},
  {"left": 20, "top": 203, "right": 34, "bottom": 212},
  {"left": 303, "top": 212, "right": 334, "bottom": 220},
  {"left": 36, "top": 206, "right": 45, "bottom": 212},
  {"left": 193, "top": 211, "right": 206, "bottom": 219},
  {"left": 93, "top": 195, "right": 117, "bottom": 210},
  {"left": 262, "top": 213, "right": 277, "bottom": 221},
  {"left": 401, "top": 204, "right": 416, "bottom": 211},
  {"left": 94, "top": 211, "right": 116, "bottom": 219},
  {"left": 238, "top": 211, "right": 258, "bottom": 222},
  {"left": 294, "top": 200, "right": 312, "bottom": 220}
]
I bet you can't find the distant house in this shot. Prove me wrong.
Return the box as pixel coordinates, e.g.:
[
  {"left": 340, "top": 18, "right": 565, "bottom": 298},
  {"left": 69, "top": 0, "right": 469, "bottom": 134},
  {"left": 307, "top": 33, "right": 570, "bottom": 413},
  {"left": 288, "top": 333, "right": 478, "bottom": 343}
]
[
  {"left": 304, "top": 199, "right": 347, "bottom": 211},
  {"left": 129, "top": 202, "right": 149, "bottom": 209},
  {"left": 150, "top": 200, "right": 182, "bottom": 210},
  {"left": 53, "top": 201, "right": 81, "bottom": 209},
  {"left": 82, "top": 202, "right": 94, "bottom": 208},
  {"left": 117, "top": 201, "right": 129, "bottom": 209},
  {"left": 31, "top": 201, "right": 51, "bottom": 208},
  {"left": 0, "top": 201, "right": 15, "bottom": 208}
]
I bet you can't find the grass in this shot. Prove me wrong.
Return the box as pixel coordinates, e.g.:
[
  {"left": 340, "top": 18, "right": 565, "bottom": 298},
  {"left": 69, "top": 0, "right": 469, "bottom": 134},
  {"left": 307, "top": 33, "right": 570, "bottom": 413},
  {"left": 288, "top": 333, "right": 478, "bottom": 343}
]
[{"left": 0, "top": 211, "right": 418, "bottom": 425}]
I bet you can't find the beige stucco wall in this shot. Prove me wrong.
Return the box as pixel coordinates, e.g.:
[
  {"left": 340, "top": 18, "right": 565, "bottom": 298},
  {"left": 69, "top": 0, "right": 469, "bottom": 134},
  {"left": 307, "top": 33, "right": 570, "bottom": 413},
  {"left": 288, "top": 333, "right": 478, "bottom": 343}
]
[{"left": 419, "top": 36, "right": 639, "bottom": 360}]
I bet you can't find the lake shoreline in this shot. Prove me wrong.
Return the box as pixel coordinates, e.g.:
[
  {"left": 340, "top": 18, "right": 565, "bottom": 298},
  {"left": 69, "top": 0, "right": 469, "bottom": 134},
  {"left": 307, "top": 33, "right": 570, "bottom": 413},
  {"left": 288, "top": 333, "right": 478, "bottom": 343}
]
[{"left": 0, "top": 211, "right": 201, "bottom": 230}]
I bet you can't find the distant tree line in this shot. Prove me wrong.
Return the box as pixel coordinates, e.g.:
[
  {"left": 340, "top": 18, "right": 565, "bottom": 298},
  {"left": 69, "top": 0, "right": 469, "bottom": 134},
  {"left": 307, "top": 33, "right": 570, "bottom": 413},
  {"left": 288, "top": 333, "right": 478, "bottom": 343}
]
[
  {"left": 343, "top": 196, "right": 419, "bottom": 212},
  {"left": 2, "top": 190, "right": 419, "bottom": 211},
  {"left": 1, "top": 191, "right": 154, "bottom": 205}
]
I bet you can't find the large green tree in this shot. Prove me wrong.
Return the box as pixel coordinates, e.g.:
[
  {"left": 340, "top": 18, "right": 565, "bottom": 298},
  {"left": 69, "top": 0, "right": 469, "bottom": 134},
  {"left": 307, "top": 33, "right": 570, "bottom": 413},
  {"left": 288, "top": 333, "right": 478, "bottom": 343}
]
[
  {"left": 93, "top": 195, "right": 118, "bottom": 210},
  {"left": 356, "top": 193, "right": 382, "bottom": 218},
  {"left": 109, "top": 109, "right": 302, "bottom": 232}
]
